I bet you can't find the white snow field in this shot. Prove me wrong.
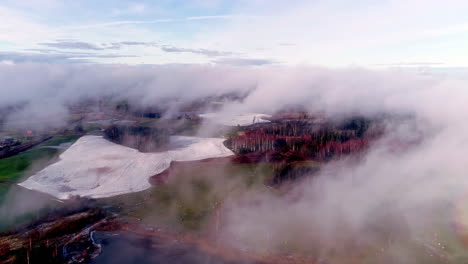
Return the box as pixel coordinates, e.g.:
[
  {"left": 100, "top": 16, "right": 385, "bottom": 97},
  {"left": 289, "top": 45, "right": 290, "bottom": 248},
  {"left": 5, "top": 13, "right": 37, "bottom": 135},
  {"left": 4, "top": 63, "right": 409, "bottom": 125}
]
[
  {"left": 199, "top": 113, "right": 271, "bottom": 126},
  {"left": 19, "top": 135, "right": 233, "bottom": 199}
]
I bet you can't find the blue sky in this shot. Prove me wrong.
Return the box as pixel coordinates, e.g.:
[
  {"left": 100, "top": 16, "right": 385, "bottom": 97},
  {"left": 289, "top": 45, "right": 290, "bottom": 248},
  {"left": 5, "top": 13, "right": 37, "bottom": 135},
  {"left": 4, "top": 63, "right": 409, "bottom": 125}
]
[{"left": 0, "top": 0, "right": 467, "bottom": 67}]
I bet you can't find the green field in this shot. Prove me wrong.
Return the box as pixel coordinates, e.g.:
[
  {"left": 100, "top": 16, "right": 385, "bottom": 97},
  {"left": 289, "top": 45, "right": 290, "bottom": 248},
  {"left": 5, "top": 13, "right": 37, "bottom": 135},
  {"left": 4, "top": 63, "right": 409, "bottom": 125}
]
[
  {"left": 96, "top": 159, "right": 468, "bottom": 263},
  {"left": 0, "top": 184, "right": 63, "bottom": 232},
  {"left": 0, "top": 136, "right": 80, "bottom": 201},
  {"left": 98, "top": 160, "right": 323, "bottom": 232},
  {"left": 0, "top": 136, "right": 81, "bottom": 183},
  {"left": 99, "top": 161, "right": 278, "bottom": 232},
  {"left": 2, "top": 134, "right": 468, "bottom": 262},
  {"left": 0, "top": 136, "right": 80, "bottom": 231}
]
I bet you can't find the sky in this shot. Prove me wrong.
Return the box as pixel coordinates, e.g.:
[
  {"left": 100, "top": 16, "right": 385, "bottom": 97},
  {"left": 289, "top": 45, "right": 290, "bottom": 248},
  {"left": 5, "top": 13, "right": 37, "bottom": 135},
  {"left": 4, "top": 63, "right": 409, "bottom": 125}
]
[{"left": 0, "top": 0, "right": 467, "bottom": 67}]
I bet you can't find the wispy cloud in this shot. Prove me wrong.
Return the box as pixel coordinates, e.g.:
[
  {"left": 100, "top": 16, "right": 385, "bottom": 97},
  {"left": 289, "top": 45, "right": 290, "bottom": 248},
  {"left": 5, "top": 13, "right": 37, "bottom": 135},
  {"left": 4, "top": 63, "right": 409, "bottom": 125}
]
[
  {"left": 161, "top": 46, "right": 235, "bottom": 57},
  {"left": 213, "top": 57, "right": 277, "bottom": 66},
  {"left": 186, "top": 15, "right": 236, "bottom": 20},
  {"left": 40, "top": 41, "right": 110, "bottom": 50},
  {"left": 37, "top": 40, "right": 237, "bottom": 59},
  {"left": 64, "top": 15, "right": 237, "bottom": 30},
  {"left": 374, "top": 62, "right": 445, "bottom": 67},
  {"left": 114, "top": 41, "right": 158, "bottom": 46},
  {"left": 40, "top": 40, "right": 161, "bottom": 51},
  {"left": 0, "top": 50, "right": 135, "bottom": 63}
]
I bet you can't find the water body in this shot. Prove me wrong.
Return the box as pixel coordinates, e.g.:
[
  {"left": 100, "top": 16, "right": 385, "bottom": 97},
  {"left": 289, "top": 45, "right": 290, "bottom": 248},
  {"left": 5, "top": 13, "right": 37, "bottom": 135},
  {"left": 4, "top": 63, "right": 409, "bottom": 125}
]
[{"left": 90, "top": 231, "right": 259, "bottom": 264}]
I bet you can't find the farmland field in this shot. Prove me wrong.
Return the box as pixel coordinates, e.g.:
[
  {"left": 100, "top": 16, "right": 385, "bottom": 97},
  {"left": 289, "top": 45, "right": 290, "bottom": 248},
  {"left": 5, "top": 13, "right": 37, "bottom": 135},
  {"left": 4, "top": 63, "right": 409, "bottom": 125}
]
[{"left": 0, "top": 136, "right": 80, "bottom": 231}]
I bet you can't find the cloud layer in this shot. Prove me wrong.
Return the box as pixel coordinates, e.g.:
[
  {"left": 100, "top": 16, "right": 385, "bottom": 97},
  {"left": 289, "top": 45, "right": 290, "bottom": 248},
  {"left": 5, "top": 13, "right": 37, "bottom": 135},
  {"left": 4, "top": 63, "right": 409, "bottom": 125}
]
[
  {"left": 2, "top": 63, "right": 468, "bottom": 261},
  {"left": 0, "top": 63, "right": 465, "bottom": 128}
]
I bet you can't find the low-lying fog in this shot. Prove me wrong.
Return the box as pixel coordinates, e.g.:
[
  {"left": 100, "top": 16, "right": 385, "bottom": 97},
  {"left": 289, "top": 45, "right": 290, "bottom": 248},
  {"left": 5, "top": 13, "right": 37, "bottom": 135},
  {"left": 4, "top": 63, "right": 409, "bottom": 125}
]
[{"left": 2, "top": 64, "right": 468, "bottom": 262}]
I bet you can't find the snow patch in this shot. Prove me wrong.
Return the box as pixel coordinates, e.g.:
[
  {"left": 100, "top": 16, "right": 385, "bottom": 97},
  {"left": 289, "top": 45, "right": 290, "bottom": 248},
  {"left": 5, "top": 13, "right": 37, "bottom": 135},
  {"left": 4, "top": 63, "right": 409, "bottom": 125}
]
[
  {"left": 200, "top": 113, "right": 271, "bottom": 126},
  {"left": 19, "top": 135, "right": 233, "bottom": 199}
]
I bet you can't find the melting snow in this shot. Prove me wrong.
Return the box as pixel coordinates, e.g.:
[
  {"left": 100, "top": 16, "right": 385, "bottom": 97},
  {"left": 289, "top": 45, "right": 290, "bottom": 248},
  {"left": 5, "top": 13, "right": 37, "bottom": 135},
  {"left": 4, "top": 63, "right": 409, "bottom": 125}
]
[
  {"left": 19, "top": 135, "right": 233, "bottom": 199},
  {"left": 200, "top": 113, "right": 271, "bottom": 126}
]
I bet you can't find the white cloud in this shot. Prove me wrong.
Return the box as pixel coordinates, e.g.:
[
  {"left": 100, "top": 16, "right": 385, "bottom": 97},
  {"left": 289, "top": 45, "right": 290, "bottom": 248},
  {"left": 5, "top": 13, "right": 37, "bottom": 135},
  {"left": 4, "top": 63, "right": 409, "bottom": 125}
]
[
  {"left": 0, "top": 6, "right": 59, "bottom": 45},
  {"left": 191, "top": 0, "right": 468, "bottom": 67},
  {"left": 0, "top": 0, "right": 467, "bottom": 66}
]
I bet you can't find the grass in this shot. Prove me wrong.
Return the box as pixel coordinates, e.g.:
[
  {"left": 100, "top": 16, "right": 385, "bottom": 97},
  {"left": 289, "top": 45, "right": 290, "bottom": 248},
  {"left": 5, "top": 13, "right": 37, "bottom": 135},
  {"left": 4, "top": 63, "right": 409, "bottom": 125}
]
[
  {"left": 0, "top": 184, "right": 9, "bottom": 203},
  {"left": 98, "top": 160, "right": 320, "bottom": 233},
  {"left": 99, "top": 162, "right": 276, "bottom": 232},
  {"left": 0, "top": 135, "right": 80, "bottom": 187},
  {"left": 97, "top": 158, "right": 468, "bottom": 263},
  {"left": 0, "top": 136, "right": 80, "bottom": 231},
  {"left": 0, "top": 184, "right": 63, "bottom": 232},
  {"left": 0, "top": 136, "right": 80, "bottom": 183},
  {"left": 0, "top": 135, "right": 80, "bottom": 207},
  {"left": 0, "top": 148, "right": 59, "bottom": 182},
  {"left": 2, "top": 133, "right": 468, "bottom": 262},
  {"left": 37, "top": 135, "right": 80, "bottom": 147}
]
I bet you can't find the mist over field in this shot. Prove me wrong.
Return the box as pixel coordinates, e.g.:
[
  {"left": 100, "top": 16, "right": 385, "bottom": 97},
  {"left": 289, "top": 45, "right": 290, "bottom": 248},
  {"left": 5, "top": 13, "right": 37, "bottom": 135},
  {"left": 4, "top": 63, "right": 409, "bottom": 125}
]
[
  {"left": 1, "top": 63, "right": 463, "bottom": 127},
  {"left": 2, "top": 64, "right": 468, "bottom": 251}
]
